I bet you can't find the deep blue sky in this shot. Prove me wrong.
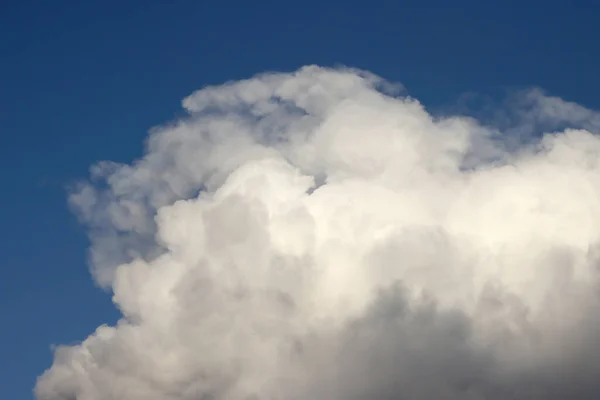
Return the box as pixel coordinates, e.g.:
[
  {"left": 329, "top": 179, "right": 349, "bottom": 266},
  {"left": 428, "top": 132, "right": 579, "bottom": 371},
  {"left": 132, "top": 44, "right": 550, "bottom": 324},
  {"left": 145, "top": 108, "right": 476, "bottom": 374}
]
[{"left": 1, "top": 0, "right": 599, "bottom": 398}]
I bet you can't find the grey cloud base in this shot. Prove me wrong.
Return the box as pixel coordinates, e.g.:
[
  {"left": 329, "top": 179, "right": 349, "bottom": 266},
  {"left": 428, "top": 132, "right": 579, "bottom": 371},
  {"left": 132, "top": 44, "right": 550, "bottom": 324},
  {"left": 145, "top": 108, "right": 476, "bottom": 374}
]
[{"left": 36, "top": 66, "right": 600, "bottom": 400}]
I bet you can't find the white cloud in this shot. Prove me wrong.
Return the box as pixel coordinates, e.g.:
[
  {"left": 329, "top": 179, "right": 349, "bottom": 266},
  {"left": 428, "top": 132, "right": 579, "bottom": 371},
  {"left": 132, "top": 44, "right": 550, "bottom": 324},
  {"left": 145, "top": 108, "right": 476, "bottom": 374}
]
[{"left": 37, "top": 65, "right": 600, "bottom": 400}]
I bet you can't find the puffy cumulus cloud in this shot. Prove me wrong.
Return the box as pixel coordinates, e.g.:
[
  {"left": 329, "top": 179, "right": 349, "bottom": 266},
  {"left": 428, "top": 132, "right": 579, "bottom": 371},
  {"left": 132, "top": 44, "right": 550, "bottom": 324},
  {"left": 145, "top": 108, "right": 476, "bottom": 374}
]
[{"left": 36, "top": 65, "right": 600, "bottom": 400}]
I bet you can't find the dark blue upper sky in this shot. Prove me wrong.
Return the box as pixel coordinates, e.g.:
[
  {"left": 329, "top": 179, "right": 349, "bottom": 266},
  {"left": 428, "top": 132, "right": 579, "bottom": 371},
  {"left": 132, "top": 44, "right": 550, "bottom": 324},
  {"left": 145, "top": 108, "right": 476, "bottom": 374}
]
[{"left": 1, "top": 0, "right": 599, "bottom": 398}]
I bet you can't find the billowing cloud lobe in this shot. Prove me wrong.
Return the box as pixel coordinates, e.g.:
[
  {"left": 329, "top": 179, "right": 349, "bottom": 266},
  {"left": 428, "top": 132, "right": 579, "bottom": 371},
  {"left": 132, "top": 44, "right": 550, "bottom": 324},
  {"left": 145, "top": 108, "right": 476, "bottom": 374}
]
[{"left": 36, "top": 66, "right": 600, "bottom": 400}]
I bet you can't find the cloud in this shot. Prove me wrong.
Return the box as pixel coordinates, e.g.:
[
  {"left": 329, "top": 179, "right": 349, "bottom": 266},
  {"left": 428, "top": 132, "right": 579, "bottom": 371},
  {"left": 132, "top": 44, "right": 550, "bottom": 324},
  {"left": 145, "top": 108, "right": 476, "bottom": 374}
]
[{"left": 36, "top": 65, "right": 600, "bottom": 400}]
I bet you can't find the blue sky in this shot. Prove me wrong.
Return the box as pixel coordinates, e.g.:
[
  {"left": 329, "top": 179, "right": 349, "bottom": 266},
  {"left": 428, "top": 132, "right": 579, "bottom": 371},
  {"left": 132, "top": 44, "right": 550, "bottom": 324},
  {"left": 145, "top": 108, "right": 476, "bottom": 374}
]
[{"left": 1, "top": 0, "right": 599, "bottom": 398}]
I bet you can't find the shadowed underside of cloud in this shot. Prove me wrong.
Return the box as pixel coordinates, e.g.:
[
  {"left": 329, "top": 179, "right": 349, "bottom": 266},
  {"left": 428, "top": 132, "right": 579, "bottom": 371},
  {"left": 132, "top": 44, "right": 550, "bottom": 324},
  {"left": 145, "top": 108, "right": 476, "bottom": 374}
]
[{"left": 36, "top": 66, "right": 600, "bottom": 400}]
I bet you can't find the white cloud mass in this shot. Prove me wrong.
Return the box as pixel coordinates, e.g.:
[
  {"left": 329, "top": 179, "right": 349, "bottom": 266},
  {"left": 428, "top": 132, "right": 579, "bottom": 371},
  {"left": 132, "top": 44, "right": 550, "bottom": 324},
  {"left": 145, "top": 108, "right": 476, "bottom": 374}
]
[{"left": 36, "top": 66, "right": 600, "bottom": 400}]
